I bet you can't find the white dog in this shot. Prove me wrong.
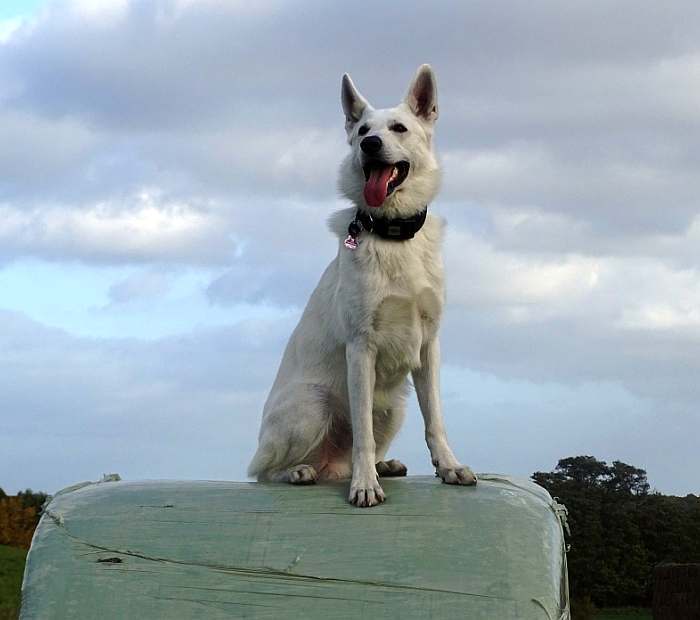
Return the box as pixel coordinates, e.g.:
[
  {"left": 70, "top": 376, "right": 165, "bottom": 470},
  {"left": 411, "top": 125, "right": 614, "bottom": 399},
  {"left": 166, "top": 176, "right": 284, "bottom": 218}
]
[{"left": 248, "top": 65, "right": 476, "bottom": 507}]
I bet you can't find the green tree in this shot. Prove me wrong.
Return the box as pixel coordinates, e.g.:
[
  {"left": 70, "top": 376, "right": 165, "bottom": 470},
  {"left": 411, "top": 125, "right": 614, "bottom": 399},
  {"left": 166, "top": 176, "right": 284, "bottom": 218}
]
[
  {"left": 17, "top": 489, "right": 48, "bottom": 512},
  {"left": 533, "top": 456, "right": 698, "bottom": 607},
  {"left": 606, "top": 461, "right": 650, "bottom": 495},
  {"left": 555, "top": 455, "right": 610, "bottom": 486}
]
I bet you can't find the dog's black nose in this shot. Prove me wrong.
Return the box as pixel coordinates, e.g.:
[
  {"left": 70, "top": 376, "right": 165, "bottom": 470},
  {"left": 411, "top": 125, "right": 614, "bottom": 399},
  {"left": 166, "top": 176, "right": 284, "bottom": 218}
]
[{"left": 360, "top": 136, "right": 382, "bottom": 154}]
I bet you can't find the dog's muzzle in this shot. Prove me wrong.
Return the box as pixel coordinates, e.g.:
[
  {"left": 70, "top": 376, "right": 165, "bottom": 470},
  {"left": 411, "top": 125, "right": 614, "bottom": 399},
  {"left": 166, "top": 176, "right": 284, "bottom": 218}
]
[{"left": 361, "top": 160, "right": 410, "bottom": 208}]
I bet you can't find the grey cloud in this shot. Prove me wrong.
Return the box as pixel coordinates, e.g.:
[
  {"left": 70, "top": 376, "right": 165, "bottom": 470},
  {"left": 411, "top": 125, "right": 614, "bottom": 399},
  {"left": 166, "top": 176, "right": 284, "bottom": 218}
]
[
  {"left": 0, "top": 110, "right": 100, "bottom": 201},
  {"left": 472, "top": 205, "right": 700, "bottom": 271},
  {"left": 206, "top": 264, "right": 316, "bottom": 308},
  {"left": 1, "top": 0, "right": 698, "bottom": 236},
  {"left": 441, "top": 306, "right": 700, "bottom": 410},
  {"left": 0, "top": 193, "right": 237, "bottom": 266},
  {"left": 6, "top": 1, "right": 699, "bottom": 130},
  {"left": 0, "top": 309, "right": 294, "bottom": 493},
  {"left": 108, "top": 269, "right": 171, "bottom": 303},
  {"left": 204, "top": 197, "right": 339, "bottom": 307}
]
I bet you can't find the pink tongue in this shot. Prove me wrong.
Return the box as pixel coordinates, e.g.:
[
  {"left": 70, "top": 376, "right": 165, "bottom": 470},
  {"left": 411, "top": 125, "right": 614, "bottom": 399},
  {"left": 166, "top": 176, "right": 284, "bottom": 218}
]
[{"left": 363, "top": 165, "right": 394, "bottom": 207}]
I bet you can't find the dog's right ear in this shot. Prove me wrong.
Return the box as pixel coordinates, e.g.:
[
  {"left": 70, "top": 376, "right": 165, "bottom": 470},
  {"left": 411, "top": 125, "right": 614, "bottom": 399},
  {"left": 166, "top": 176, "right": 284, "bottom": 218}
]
[{"left": 341, "top": 73, "right": 370, "bottom": 134}]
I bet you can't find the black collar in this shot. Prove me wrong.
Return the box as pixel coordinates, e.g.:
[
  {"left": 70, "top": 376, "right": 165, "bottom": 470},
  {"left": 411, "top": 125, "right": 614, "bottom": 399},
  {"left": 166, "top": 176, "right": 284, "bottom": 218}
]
[{"left": 352, "top": 207, "right": 428, "bottom": 241}]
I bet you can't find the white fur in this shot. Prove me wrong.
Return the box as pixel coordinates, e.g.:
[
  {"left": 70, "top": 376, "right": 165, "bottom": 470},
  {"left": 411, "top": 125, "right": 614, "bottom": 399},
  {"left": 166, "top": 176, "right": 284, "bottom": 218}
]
[{"left": 248, "top": 65, "right": 476, "bottom": 507}]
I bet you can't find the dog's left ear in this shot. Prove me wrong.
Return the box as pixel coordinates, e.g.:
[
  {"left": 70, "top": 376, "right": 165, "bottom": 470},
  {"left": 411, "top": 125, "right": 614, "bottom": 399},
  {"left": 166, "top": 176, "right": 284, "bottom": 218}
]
[{"left": 405, "top": 64, "right": 438, "bottom": 123}]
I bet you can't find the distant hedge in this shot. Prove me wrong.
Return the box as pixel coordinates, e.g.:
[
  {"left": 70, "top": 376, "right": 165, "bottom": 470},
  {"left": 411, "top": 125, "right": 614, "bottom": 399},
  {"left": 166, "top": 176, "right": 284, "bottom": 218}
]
[
  {"left": 0, "top": 490, "right": 47, "bottom": 549},
  {"left": 533, "top": 456, "right": 700, "bottom": 607}
]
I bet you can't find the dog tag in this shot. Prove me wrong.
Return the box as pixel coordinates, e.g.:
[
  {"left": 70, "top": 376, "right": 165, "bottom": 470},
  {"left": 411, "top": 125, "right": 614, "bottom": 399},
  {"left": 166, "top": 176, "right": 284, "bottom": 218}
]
[{"left": 344, "top": 217, "right": 363, "bottom": 250}]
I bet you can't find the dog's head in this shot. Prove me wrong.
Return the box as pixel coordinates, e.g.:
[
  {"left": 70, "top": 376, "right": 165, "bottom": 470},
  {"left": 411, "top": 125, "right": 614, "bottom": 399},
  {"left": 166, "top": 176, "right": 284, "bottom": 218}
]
[{"left": 338, "top": 64, "right": 441, "bottom": 218}]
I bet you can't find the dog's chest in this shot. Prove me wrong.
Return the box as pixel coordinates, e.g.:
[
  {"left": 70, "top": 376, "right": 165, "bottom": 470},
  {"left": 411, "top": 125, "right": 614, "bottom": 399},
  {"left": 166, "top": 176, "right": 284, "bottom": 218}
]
[
  {"left": 371, "top": 287, "right": 441, "bottom": 381},
  {"left": 345, "top": 236, "right": 444, "bottom": 382}
]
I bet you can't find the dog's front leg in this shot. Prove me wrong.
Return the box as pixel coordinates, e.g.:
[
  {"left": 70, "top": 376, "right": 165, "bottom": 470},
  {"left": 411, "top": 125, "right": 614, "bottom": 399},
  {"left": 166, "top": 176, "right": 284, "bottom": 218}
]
[
  {"left": 413, "top": 338, "right": 477, "bottom": 486},
  {"left": 346, "top": 340, "right": 385, "bottom": 507}
]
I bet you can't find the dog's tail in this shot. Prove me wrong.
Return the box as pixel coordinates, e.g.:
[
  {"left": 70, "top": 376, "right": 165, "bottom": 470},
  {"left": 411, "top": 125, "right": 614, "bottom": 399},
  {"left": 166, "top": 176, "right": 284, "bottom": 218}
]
[{"left": 247, "top": 446, "right": 273, "bottom": 481}]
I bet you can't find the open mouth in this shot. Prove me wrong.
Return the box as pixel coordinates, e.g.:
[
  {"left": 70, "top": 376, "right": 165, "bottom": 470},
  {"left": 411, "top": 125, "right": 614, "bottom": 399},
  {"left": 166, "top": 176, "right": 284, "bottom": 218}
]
[{"left": 362, "top": 160, "right": 410, "bottom": 208}]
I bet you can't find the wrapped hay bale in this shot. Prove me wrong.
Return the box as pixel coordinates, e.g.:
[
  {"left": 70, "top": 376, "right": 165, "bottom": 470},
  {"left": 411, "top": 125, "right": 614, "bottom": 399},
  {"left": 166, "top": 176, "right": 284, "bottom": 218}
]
[{"left": 20, "top": 475, "right": 570, "bottom": 619}]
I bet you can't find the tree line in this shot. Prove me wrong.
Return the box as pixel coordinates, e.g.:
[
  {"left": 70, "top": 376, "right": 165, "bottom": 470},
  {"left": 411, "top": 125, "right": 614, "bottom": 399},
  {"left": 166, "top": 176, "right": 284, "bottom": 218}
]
[
  {"left": 0, "top": 488, "right": 47, "bottom": 549},
  {"left": 533, "top": 456, "right": 700, "bottom": 607}
]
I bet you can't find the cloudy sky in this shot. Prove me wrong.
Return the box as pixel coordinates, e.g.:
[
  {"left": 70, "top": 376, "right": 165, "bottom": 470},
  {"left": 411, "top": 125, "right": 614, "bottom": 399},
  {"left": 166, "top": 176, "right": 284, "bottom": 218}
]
[{"left": 1, "top": 0, "right": 699, "bottom": 496}]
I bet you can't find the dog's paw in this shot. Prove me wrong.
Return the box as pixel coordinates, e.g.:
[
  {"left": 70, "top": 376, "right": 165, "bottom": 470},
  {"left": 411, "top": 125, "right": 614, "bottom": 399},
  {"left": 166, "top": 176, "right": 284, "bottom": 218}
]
[
  {"left": 287, "top": 464, "right": 318, "bottom": 485},
  {"left": 376, "top": 459, "right": 408, "bottom": 477},
  {"left": 436, "top": 464, "right": 477, "bottom": 486},
  {"left": 348, "top": 479, "right": 386, "bottom": 507}
]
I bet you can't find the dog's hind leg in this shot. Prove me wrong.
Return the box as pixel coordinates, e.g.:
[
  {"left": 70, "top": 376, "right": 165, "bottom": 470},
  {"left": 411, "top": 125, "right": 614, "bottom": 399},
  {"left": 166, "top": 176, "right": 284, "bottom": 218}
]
[
  {"left": 269, "top": 464, "right": 319, "bottom": 484},
  {"left": 248, "top": 383, "right": 331, "bottom": 484},
  {"left": 376, "top": 459, "right": 408, "bottom": 477},
  {"left": 315, "top": 413, "right": 353, "bottom": 481}
]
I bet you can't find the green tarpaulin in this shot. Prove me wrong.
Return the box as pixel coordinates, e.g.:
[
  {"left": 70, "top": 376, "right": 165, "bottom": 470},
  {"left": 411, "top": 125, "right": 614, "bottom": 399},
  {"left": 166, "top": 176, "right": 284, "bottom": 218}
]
[{"left": 21, "top": 475, "right": 570, "bottom": 619}]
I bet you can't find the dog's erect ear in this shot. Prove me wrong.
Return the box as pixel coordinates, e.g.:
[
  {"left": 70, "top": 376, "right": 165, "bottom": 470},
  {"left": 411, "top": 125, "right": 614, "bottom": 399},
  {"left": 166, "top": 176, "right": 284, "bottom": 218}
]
[
  {"left": 405, "top": 64, "right": 438, "bottom": 123},
  {"left": 341, "top": 73, "right": 370, "bottom": 132}
]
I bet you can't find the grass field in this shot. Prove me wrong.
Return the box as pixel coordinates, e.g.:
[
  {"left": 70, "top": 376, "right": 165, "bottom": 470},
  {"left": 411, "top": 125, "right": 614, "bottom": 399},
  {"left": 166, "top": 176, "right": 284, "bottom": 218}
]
[
  {"left": 0, "top": 545, "right": 26, "bottom": 620},
  {"left": 595, "top": 608, "right": 652, "bottom": 619}
]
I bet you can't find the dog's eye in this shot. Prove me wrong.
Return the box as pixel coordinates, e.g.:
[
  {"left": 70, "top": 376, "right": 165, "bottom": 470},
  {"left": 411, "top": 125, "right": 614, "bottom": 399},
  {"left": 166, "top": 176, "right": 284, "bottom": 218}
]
[
  {"left": 358, "top": 124, "right": 370, "bottom": 136},
  {"left": 390, "top": 123, "right": 408, "bottom": 133}
]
